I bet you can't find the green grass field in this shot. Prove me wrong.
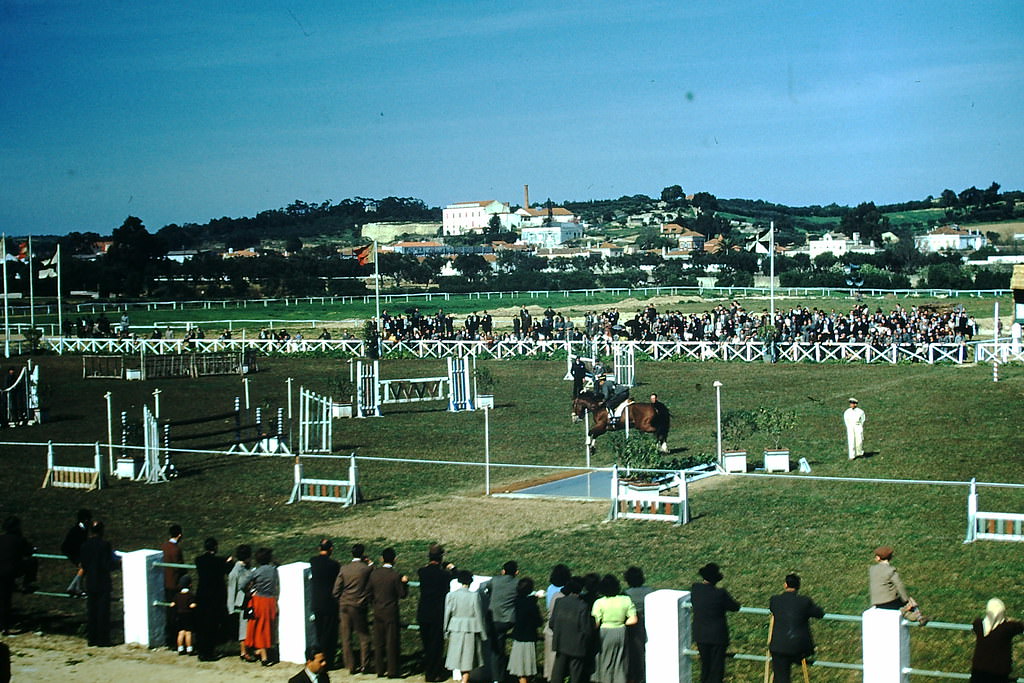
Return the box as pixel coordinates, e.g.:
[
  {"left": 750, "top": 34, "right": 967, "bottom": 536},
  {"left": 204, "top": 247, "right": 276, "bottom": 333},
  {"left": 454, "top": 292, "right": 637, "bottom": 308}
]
[{"left": 3, "top": 355, "right": 1023, "bottom": 680}]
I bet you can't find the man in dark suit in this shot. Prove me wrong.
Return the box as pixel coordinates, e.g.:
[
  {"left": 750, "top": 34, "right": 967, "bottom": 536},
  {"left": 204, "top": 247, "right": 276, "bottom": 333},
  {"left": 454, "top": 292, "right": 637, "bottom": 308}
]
[
  {"left": 309, "top": 539, "right": 341, "bottom": 670},
  {"left": 369, "top": 547, "right": 408, "bottom": 678},
  {"left": 417, "top": 544, "right": 453, "bottom": 682},
  {"left": 79, "top": 520, "right": 119, "bottom": 647},
  {"left": 549, "top": 578, "right": 593, "bottom": 683},
  {"left": 690, "top": 562, "right": 740, "bottom": 683},
  {"left": 332, "top": 543, "right": 372, "bottom": 675},
  {"left": 194, "top": 537, "right": 231, "bottom": 661},
  {"left": 288, "top": 645, "right": 330, "bottom": 683},
  {"left": 483, "top": 560, "right": 518, "bottom": 682},
  {"left": 768, "top": 573, "right": 824, "bottom": 683}
]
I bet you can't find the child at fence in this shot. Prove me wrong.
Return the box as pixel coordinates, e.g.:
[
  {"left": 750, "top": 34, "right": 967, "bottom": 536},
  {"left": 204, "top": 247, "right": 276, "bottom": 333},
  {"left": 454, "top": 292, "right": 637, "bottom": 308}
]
[{"left": 171, "top": 574, "right": 197, "bottom": 655}]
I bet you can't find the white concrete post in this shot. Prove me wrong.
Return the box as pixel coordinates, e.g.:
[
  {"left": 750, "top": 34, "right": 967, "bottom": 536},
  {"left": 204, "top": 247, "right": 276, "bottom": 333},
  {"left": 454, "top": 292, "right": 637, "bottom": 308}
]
[
  {"left": 121, "top": 549, "right": 165, "bottom": 648},
  {"left": 645, "top": 589, "right": 692, "bottom": 683},
  {"left": 278, "top": 561, "right": 313, "bottom": 664},
  {"left": 861, "top": 607, "right": 909, "bottom": 682}
]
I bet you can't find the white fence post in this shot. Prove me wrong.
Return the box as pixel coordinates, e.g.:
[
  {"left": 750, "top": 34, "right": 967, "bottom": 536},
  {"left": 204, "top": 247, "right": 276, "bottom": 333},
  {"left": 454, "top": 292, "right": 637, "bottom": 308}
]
[
  {"left": 861, "top": 607, "right": 909, "bottom": 682},
  {"left": 645, "top": 589, "right": 692, "bottom": 683},
  {"left": 965, "top": 478, "right": 978, "bottom": 543},
  {"left": 121, "top": 549, "right": 165, "bottom": 648},
  {"left": 278, "top": 561, "right": 313, "bottom": 664}
]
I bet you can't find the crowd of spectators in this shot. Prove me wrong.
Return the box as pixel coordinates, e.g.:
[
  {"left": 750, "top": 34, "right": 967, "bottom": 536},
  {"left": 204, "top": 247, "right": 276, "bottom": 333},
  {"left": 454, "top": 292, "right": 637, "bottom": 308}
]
[
  {"left": 370, "top": 301, "right": 983, "bottom": 347},
  {"left": 65, "top": 300, "right": 984, "bottom": 348}
]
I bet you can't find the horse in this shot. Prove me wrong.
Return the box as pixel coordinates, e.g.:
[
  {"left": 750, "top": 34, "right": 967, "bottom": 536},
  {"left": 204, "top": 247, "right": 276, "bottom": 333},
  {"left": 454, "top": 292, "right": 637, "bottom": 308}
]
[{"left": 571, "top": 390, "right": 671, "bottom": 453}]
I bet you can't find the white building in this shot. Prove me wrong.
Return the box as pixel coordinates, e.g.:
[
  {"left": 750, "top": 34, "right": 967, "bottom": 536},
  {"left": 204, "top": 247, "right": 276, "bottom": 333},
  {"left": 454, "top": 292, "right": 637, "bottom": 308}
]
[
  {"left": 914, "top": 225, "right": 988, "bottom": 252},
  {"left": 442, "top": 200, "right": 516, "bottom": 236},
  {"left": 804, "top": 232, "right": 879, "bottom": 259},
  {"left": 520, "top": 223, "right": 584, "bottom": 248},
  {"left": 515, "top": 206, "right": 578, "bottom": 227}
]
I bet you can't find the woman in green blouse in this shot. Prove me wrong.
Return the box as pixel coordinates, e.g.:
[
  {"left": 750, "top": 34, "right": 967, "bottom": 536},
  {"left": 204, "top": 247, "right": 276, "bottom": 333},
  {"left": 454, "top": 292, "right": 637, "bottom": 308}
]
[{"left": 591, "top": 574, "right": 638, "bottom": 683}]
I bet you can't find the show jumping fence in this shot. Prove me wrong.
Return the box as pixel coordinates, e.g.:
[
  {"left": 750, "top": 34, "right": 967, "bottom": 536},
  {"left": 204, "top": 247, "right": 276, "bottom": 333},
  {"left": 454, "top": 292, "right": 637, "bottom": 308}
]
[
  {"left": 964, "top": 478, "right": 1024, "bottom": 543},
  {"left": 355, "top": 357, "right": 476, "bottom": 417},
  {"left": 160, "top": 398, "right": 289, "bottom": 456},
  {"left": 83, "top": 350, "right": 257, "bottom": 380},
  {"left": 41, "top": 441, "right": 103, "bottom": 491},
  {"left": 287, "top": 454, "right": 358, "bottom": 505},
  {"left": 2, "top": 360, "right": 39, "bottom": 426},
  {"left": 298, "top": 388, "right": 332, "bottom": 454},
  {"left": 608, "top": 465, "right": 688, "bottom": 524}
]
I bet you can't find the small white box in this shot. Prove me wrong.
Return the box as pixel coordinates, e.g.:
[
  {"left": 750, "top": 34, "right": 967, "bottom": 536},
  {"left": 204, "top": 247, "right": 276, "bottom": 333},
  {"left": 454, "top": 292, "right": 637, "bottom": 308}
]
[{"left": 722, "top": 451, "right": 747, "bottom": 473}]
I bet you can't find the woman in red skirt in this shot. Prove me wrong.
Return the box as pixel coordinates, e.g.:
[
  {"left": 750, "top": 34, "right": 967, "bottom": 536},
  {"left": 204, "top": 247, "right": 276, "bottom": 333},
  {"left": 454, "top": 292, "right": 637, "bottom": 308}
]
[{"left": 244, "top": 547, "right": 279, "bottom": 667}]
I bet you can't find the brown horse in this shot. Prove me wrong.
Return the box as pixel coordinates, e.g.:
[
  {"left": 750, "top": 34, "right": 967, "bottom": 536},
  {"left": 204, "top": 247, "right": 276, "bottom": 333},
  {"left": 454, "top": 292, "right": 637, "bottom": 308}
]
[{"left": 572, "top": 391, "right": 671, "bottom": 452}]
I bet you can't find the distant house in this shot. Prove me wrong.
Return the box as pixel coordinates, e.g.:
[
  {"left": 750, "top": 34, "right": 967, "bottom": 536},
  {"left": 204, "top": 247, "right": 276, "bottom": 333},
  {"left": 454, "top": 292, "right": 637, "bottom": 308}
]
[
  {"left": 520, "top": 223, "right": 584, "bottom": 248},
  {"left": 220, "top": 248, "right": 259, "bottom": 259},
  {"left": 442, "top": 200, "right": 516, "bottom": 236},
  {"left": 166, "top": 250, "right": 199, "bottom": 263},
  {"left": 914, "top": 225, "right": 988, "bottom": 252},
  {"left": 392, "top": 241, "right": 450, "bottom": 256},
  {"left": 660, "top": 224, "right": 706, "bottom": 252},
  {"left": 515, "top": 206, "right": 578, "bottom": 227},
  {"left": 804, "top": 232, "right": 879, "bottom": 259}
]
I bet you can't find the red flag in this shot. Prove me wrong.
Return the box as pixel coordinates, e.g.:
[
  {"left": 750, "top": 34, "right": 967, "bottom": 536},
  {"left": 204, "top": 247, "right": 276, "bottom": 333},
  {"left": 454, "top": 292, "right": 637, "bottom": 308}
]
[
  {"left": 16, "top": 242, "right": 28, "bottom": 261},
  {"left": 354, "top": 245, "right": 375, "bottom": 266}
]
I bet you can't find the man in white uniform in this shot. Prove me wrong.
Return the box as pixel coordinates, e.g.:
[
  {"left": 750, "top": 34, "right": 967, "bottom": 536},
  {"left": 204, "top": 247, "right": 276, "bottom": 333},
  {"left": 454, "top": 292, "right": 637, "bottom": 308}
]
[{"left": 844, "top": 398, "right": 865, "bottom": 460}]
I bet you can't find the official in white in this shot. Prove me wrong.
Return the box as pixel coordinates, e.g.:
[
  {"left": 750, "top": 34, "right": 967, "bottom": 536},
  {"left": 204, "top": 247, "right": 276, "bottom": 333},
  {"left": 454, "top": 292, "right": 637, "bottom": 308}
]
[{"left": 844, "top": 398, "right": 865, "bottom": 460}]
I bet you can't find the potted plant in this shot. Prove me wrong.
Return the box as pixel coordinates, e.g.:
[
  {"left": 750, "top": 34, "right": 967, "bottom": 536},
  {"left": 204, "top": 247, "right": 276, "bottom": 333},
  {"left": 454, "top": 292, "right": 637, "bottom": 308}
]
[
  {"left": 607, "top": 432, "right": 664, "bottom": 485},
  {"left": 756, "top": 407, "right": 797, "bottom": 472},
  {"left": 719, "top": 410, "right": 757, "bottom": 473},
  {"left": 325, "top": 373, "right": 355, "bottom": 418},
  {"left": 473, "top": 364, "right": 497, "bottom": 409}
]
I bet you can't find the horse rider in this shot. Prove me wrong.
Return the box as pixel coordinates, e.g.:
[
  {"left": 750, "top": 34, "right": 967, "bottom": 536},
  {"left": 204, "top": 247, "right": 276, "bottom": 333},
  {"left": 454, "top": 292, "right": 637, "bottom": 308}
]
[{"left": 598, "top": 376, "right": 630, "bottom": 427}]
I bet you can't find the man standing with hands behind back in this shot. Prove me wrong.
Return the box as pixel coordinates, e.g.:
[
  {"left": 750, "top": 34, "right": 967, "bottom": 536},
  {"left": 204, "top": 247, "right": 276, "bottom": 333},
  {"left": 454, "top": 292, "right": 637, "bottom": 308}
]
[{"left": 844, "top": 398, "right": 866, "bottom": 460}]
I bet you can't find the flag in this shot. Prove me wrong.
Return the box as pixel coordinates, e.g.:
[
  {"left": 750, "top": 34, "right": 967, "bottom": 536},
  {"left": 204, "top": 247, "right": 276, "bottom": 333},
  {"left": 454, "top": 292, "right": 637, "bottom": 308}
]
[
  {"left": 16, "top": 242, "right": 28, "bottom": 261},
  {"left": 354, "top": 244, "right": 375, "bottom": 266},
  {"left": 39, "top": 252, "right": 58, "bottom": 278}
]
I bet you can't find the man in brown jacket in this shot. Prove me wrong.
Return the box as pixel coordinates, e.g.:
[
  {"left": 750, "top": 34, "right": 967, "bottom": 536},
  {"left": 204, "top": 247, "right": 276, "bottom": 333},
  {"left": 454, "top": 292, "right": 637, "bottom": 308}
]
[
  {"left": 333, "top": 543, "right": 372, "bottom": 675},
  {"left": 369, "top": 548, "right": 409, "bottom": 678}
]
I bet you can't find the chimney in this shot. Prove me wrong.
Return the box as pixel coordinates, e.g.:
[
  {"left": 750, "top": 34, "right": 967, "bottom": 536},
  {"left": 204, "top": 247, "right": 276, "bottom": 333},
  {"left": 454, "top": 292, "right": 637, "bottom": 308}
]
[{"left": 524, "top": 184, "right": 529, "bottom": 209}]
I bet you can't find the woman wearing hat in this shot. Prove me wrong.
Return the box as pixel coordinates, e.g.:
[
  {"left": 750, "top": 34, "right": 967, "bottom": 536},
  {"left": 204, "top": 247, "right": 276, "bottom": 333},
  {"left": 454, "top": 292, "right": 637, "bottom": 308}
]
[
  {"left": 970, "top": 598, "right": 1023, "bottom": 682},
  {"left": 689, "top": 563, "right": 740, "bottom": 683}
]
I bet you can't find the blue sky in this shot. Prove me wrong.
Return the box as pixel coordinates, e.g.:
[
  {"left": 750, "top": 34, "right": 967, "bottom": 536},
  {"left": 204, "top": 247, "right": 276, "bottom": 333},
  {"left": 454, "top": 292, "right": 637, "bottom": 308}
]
[{"left": 2, "top": 1, "right": 1023, "bottom": 235}]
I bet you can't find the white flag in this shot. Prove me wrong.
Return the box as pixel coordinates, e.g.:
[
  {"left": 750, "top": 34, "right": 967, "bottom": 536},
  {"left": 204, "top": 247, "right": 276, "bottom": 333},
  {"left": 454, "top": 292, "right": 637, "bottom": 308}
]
[
  {"left": 38, "top": 268, "right": 57, "bottom": 279},
  {"left": 41, "top": 254, "right": 58, "bottom": 267}
]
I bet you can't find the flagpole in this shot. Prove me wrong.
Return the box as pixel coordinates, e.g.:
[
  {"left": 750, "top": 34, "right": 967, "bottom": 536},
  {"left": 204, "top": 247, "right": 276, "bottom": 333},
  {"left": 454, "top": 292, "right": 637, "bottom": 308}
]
[
  {"left": 28, "top": 234, "right": 35, "bottom": 333},
  {"left": 56, "top": 245, "right": 63, "bottom": 338},
  {"left": 373, "top": 240, "right": 381, "bottom": 357},
  {"left": 769, "top": 221, "right": 775, "bottom": 320},
  {"left": 2, "top": 233, "right": 9, "bottom": 358}
]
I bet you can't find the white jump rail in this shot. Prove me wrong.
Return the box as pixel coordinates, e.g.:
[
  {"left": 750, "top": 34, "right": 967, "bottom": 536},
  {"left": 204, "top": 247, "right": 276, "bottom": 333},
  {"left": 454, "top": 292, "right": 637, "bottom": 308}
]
[
  {"left": 41, "top": 441, "right": 104, "bottom": 491},
  {"left": 287, "top": 454, "right": 358, "bottom": 505},
  {"left": 965, "top": 477, "right": 1024, "bottom": 543},
  {"left": 608, "top": 465, "right": 688, "bottom": 525}
]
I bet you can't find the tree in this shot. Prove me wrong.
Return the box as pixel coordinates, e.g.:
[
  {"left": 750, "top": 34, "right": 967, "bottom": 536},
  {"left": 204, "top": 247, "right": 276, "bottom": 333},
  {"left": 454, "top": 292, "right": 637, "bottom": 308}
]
[
  {"left": 939, "top": 189, "right": 959, "bottom": 209},
  {"left": 925, "top": 262, "right": 971, "bottom": 289},
  {"left": 454, "top": 254, "right": 491, "bottom": 282},
  {"left": 285, "top": 235, "right": 303, "bottom": 253},
  {"left": 660, "top": 185, "right": 684, "bottom": 203},
  {"left": 103, "top": 216, "right": 168, "bottom": 297},
  {"left": 486, "top": 214, "right": 502, "bottom": 235},
  {"left": 690, "top": 191, "right": 719, "bottom": 213},
  {"left": 838, "top": 202, "right": 889, "bottom": 244}
]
